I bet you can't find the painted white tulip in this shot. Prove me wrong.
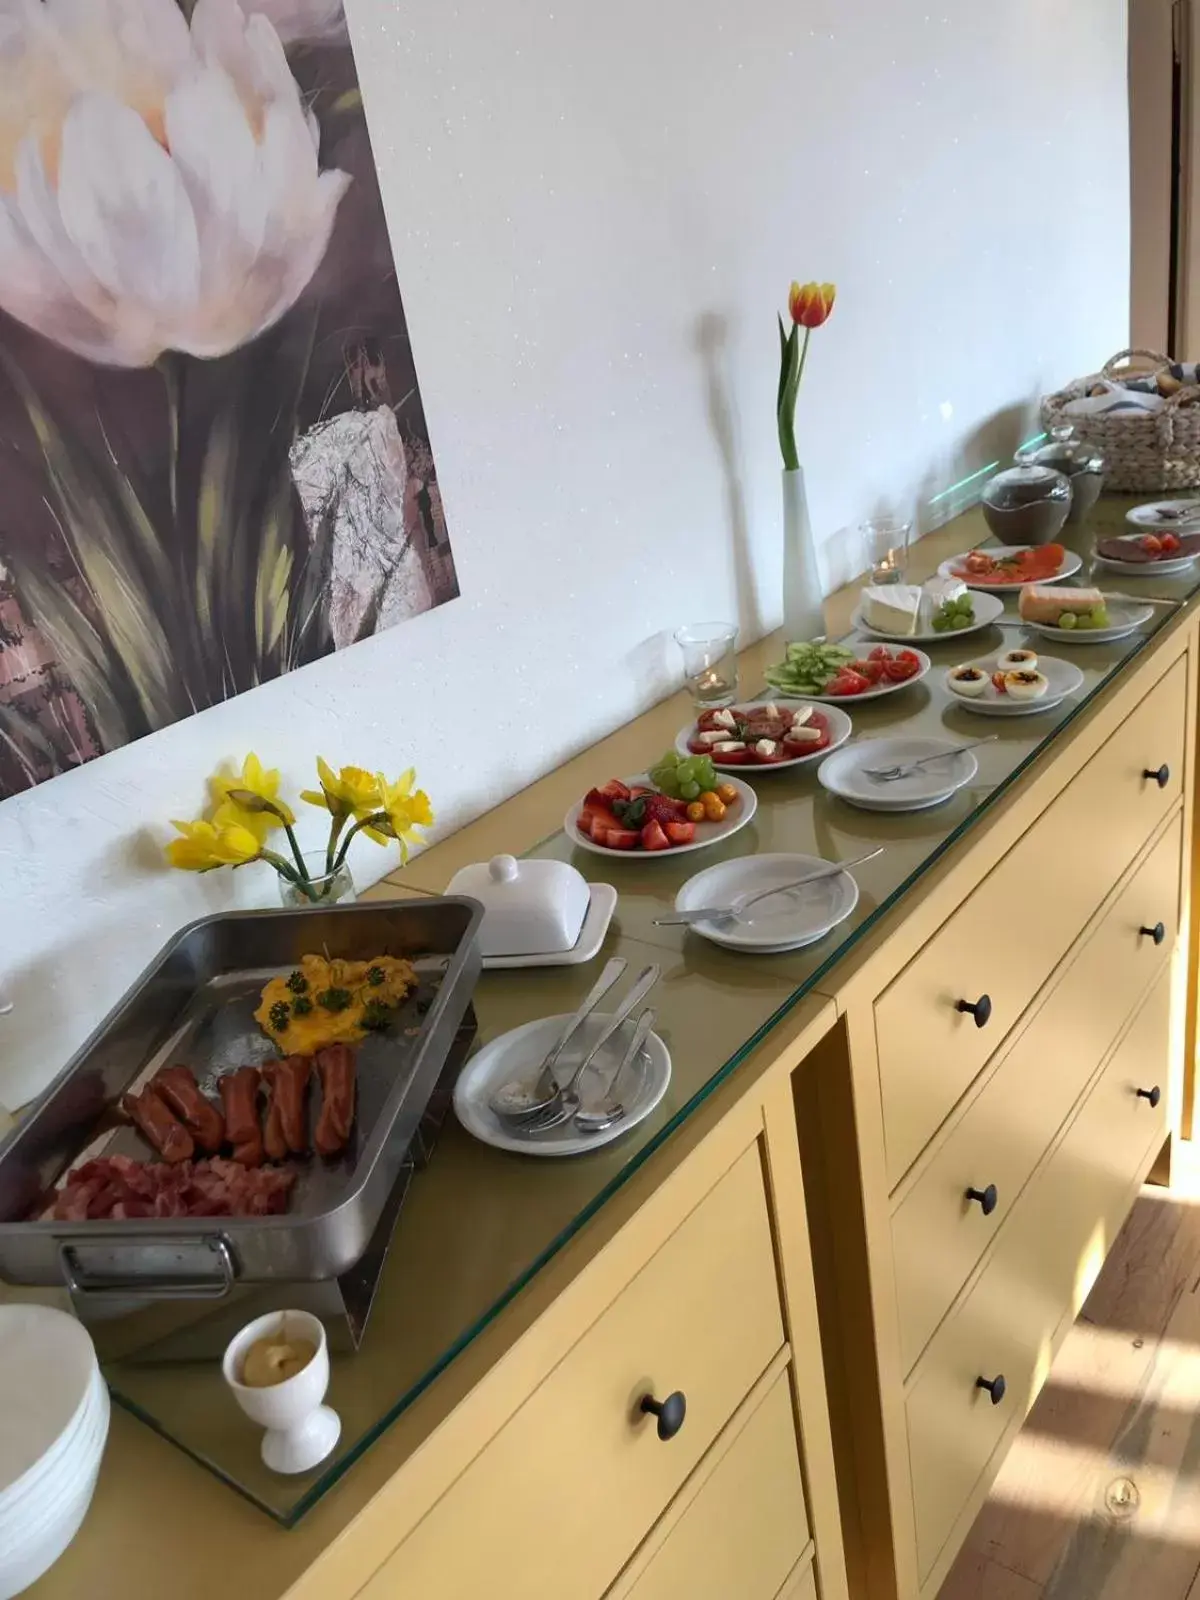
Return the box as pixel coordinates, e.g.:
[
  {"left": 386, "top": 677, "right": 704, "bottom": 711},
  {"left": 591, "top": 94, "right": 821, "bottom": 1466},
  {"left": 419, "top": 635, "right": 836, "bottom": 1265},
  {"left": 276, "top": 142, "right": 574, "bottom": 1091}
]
[
  {"left": 244, "top": 0, "right": 347, "bottom": 44},
  {"left": 0, "top": 0, "right": 351, "bottom": 367}
]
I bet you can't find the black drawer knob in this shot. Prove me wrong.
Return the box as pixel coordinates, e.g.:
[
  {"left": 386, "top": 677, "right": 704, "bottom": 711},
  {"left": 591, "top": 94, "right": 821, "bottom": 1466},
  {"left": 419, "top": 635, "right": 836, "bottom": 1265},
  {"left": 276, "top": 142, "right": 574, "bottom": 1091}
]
[
  {"left": 640, "top": 1391, "right": 686, "bottom": 1441},
  {"left": 956, "top": 994, "right": 992, "bottom": 1029},
  {"left": 1144, "top": 764, "right": 1170, "bottom": 789},
  {"left": 1137, "top": 1085, "right": 1162, "bottom": 1109},
  {"left": 966, "top": 1184, "right": 999, "bottom": 1216},
  {"left": 976, "top": 1374, "right": 1007, "bottom": 1406},
  {"left": 1140, "top": 922, "right": 1167, "bottom": 947}
]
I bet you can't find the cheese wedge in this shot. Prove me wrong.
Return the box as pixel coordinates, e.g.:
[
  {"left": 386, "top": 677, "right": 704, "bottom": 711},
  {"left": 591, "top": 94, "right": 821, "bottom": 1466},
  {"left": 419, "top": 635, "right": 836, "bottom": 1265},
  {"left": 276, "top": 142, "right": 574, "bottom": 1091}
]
[{"left": 860, "top": 584, "right": 921, "bottom": 634}]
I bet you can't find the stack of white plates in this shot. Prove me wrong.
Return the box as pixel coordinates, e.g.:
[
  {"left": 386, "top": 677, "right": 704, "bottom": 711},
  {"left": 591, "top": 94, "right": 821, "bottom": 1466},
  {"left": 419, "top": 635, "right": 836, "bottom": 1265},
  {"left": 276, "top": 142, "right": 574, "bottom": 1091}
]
[{"left": 0, "top": 1305, "right": 109, "bottom": 1599}]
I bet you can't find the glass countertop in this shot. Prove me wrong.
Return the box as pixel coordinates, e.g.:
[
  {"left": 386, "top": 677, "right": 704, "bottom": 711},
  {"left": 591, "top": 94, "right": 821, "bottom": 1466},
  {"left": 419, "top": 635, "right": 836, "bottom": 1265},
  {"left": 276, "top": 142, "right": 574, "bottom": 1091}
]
[{"left": 101, "top": 498, "right": 1200, "bottom": 1523}]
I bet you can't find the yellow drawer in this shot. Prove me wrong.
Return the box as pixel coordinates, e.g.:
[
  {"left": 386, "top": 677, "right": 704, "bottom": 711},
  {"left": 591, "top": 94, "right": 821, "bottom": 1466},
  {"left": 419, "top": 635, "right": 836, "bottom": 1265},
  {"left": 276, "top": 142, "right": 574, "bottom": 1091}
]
[
  {"left": 892, "top": 811, "right": 1182, "bottom": 1372},
  {"left": 361, "top": 1144, "right": 785, "bottom": 1600},
  {"left": 777, "top": 1560, "right": 818, "bottom": 1600},
  {"left": 906, "top": 967, "right": 1171, "bottom": 1580},
  {"left": 875, "top": 655, "right": 1185, "bottom": 1186},
  {"left": 615, "top": 1368, "right": 808, "bottom": 1600}
]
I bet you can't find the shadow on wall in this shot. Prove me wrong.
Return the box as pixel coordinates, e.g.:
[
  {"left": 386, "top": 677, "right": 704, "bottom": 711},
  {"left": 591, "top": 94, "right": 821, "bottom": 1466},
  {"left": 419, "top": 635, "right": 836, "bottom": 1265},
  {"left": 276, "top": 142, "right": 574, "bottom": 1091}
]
[
  {"left": 820, "top": 399, "right": 1039, "bottom": 592},
  {"left": 694, "top": 311, "right": 763, "bottom": 643}
]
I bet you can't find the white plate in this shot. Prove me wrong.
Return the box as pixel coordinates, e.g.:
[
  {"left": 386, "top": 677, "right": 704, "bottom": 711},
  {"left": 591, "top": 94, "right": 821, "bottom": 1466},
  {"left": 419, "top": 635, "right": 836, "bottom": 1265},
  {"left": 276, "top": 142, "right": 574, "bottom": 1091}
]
[
  {"left": 482, "top": 884, "right": 618, "bottom": 969},
  {"left": 937, "top": 546, "right": 1082, "bottom": 592},
  {"left": 850, "top": 589, "right": 1007, "bottom": 643},
  {"left": 453, "top": 1013, "right": 672, "bottom": 1157},
  {"left": 0, "top": 1306, "right": 96, "bottom": 1498},
  {"left": 1126, "top": 498, "right": 1200, "bottom": 529},
  {"left": 1092, "top": 544, "right": 1197, "bottom": 577},
  {"left": 943, "top": 652, "right": 1084, "bottom": 716},
  {"left": 674, "top": 701, "right": 852, "bottom": 772},
  {"left": 768, "top": 645, "right": 932, "bottom": 705},
  {"left": 565, "top": 774, "right": 756, "bottom": 859},
  {"left": 672, "top": 852, "right": 860, "bottom": 952},
  {"left": 1021, "top": 601, "right": 1155, "bottom": 645},
  {"left": 818, "top": 736, "right": 979, "bottom": 813}
]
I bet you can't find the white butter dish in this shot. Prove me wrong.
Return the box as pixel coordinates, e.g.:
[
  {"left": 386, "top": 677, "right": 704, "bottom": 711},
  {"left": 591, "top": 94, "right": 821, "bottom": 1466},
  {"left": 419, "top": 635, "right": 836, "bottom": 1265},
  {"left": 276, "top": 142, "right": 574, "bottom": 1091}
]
[
  {"left": 483, "top": 884, "right": 617, "bottom": 969},
  {"left": 446, "top": 854, "right": 592, "bottom": 958}
]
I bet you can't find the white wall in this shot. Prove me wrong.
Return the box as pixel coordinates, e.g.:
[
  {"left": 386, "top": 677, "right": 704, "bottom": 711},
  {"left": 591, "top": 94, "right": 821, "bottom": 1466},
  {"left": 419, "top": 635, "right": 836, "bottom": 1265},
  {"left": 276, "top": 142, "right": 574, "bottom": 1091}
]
[{"left": 0, "top": 0, "right": 1129, "bottom": 1109}]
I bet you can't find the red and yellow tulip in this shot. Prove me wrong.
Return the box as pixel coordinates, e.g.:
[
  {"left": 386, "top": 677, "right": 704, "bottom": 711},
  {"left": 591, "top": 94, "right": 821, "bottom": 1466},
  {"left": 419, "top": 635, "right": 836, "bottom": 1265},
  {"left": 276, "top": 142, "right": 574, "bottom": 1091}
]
[
  {"left": 787, "top": 281, "right": 836, "bottom": 329},
  {"left": 778, "top": 278, "right": 837, "bottom": 470}
]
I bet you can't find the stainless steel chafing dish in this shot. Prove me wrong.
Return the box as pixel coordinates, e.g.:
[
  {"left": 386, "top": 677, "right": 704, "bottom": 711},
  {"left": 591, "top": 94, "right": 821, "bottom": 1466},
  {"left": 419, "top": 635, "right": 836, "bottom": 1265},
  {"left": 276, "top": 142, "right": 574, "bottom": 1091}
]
[{"left": 0, "top": 898, "right": 482, "bottom": 1300}]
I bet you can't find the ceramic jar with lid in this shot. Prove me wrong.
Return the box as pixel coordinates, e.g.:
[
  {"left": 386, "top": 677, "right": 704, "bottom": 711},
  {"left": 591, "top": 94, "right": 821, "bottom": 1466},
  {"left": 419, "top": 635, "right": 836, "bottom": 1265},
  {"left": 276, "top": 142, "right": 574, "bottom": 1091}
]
[
  {"left": 1015, "top": 425, "right": 1105, "bottom": 524},
  {"left": 445, "top": 854, "right": 591, "bottom": 958},
  {"left": 981, "top": 463, "right": 1073, "bottom": 547}
]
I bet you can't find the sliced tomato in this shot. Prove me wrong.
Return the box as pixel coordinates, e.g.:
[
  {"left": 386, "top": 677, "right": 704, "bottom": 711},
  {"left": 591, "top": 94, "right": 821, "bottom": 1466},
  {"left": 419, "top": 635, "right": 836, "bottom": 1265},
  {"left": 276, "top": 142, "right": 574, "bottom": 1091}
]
[
  {"left": 710, "top": 745, "right": 751, "bottom": 764},
  {"left": 687, "top": 736, "right": 714, "bottom": 755},
  {"left": 826, "top": 667, "right": 871, "bottom": 696},
  {"left": 867, "top": 645, "right": 894, "bottom": 662},
  {"left": 1161, "top": 532, "right": 1182, "bottom": 554},
  {"left": 752, "top": 743, "right": 790, "bottom": 764},
  {"left": 1141, "top": 534, "right": 1164, "bottom": 555},
  {"left": 882, "top": 656, "right": 919, "bottom": 683},
  {"left": 696, "top": 710, "right": 728, "bottom": 732},
  {"left": 640, "top": 819, "right": 672, "bottom": 851},
  {"left": 895, "top": 648, "right": 921, "bottom": 665},
  {"left": 851, "top": 658, "right": 885, "bottom": 684},
  {"left": 991, "top": 671, "right": 1008, "bottom": 693},
  {"left": 664, "top": 821, "right": 696, "bottom": 845},
  {"left": 742, "top": 715, "right": 790, "bottom": 740}
]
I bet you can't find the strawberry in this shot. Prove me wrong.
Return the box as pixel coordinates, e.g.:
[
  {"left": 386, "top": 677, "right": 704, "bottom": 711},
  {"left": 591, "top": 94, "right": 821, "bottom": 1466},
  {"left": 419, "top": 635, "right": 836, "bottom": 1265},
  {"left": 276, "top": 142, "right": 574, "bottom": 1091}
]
[
  {"left": 641, "top": 794, "right": 687, "bottom": 824},
  {"left": 641, "top": 819, "right": 671, "bottom": 851},
  {"left": 585, "top": 807, "right": 622, "bottom": 839},
  {"left": 628, "top": 786, "right": 653, "bottom": 798},
  {"left": 664, "top": 821, "right": 696, "bottom": 845},
  {"left": 583, "top": 788, "right": 610, "bottom": 811},
  {"left": 600, "top": 828, "right": 640, "bottom": 850},
  {"left": 599, "top": 779, "right": 632, "bottom": 802}
]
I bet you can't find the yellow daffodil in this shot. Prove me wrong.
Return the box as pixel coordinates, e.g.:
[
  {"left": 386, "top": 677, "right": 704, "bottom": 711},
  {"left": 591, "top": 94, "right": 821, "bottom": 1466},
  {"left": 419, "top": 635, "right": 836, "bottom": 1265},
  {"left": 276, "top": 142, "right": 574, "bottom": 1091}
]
[
  {"left": 300, "top": 758, "right": 382, "bottom": 820},
  {"left": 166, "top": 818, "right": 262, "bottom": 872},
  {"left": 361, "top": 769, "right": 434, "bottom": 858},
  {"left": 209, "top": 753, "right": 294, "bottom": 840}
]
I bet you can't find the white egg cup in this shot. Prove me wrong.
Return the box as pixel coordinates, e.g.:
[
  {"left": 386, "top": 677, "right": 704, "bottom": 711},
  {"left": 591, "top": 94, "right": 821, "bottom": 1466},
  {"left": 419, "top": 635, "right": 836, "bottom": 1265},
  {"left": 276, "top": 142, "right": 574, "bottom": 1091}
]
[{"left": 222, "top": 1310, "right": 341, "bottom": 1475}]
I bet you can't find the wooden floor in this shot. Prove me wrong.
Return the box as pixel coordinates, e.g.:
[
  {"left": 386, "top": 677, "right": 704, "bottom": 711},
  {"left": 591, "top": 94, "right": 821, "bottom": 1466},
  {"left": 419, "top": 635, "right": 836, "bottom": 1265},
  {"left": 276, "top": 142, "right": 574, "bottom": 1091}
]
[{"left": 938, "top": 1179, "right": 1200, "bottom": 1600}]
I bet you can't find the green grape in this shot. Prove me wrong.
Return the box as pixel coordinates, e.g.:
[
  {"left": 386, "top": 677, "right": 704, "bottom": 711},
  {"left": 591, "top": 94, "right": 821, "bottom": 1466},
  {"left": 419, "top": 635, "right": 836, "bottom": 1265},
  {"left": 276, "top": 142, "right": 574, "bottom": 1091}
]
[
  {"left": 950, "top": 614, "right": 970, "bottom": 630},
  {"left": 1091, "top": 608, "right": 1109, "bottom": 627},
  {"left": 1058, "top": 611, "right": 1077, "bottom": 629},
  {"left": 680, "top": 780, "right": 700, "bottom": 800},
  {"left": 932, "top": 614, "right": 949, "bottom": 632}
]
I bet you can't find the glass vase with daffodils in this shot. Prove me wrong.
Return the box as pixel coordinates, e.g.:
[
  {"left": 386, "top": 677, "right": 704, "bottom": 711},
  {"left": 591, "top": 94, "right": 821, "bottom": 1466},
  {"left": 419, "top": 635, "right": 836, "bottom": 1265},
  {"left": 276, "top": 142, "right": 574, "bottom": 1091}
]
[{"left": 166, "top": 754, "right": 434, "bottom": 905}]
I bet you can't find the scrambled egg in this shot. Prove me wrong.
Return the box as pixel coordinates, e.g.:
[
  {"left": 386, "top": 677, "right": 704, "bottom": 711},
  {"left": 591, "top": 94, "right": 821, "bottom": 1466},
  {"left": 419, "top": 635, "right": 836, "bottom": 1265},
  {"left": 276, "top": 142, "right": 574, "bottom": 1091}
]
[{"left": 255, "top": 954, "right": 418, "bottom": 1053}]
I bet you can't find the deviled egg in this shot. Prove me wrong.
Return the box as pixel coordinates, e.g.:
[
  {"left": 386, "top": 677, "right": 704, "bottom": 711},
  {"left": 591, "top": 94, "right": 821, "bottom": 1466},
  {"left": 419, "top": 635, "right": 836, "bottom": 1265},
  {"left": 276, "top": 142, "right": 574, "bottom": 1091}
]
[
  {"left": 1003, "top": 668, "right": 1049, "bottom": 702},
  {"left": 946, "top": 664, "right": 989, "bottom": 699},
  {"left": 997, "top": 648, "right": 1038, "bottom": 674}
]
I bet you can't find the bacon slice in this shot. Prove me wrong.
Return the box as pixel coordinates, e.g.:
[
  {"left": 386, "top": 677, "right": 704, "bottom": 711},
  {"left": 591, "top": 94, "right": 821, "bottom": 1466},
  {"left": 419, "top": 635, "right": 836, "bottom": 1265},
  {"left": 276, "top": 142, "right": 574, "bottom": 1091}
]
[
  {"left": 50, "top": 1154, "right": 295, "bottom": 1222},
  {"left": 152, "top": 1065, "right": 225, "bottom": 1153},
  {"left": 260, "top": 1056, "right": 311, "bottom": 1161},
  {"left": 314, "top": 1044, "right": 357, "bottom": 1157},
  {"left": 219, "top": 1067, "right": 264, "bottom": 1167},
  {"left": 121, "top": 1086, "right": 194, "bottom": 1164}
]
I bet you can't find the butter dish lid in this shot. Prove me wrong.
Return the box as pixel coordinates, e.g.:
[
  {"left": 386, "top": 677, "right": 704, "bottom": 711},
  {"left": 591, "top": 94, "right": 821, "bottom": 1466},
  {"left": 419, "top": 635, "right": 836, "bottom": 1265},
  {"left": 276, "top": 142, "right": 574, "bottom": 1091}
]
[{"left": 445, "top": 855, "right": 591, "bottom": 958}]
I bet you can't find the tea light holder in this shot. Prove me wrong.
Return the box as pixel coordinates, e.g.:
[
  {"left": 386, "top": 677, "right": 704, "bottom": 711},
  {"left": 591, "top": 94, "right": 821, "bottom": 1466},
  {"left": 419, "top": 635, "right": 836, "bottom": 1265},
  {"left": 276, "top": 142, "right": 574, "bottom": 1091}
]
[{"left": 674, "top": 623, "right": 738, "bottom": 709}]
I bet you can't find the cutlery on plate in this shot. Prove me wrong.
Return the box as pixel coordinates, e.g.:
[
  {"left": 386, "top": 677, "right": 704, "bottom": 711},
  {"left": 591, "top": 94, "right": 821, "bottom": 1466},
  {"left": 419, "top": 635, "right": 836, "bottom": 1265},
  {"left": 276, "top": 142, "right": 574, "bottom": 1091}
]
[
  {"left": 863, "top": 736, "right": 997, "bottom": 782},
  {"left": 1092, "top": 589, "right": 1183, "bottom": 609},
  {"left": 574, "top": 1008, "right": 658, "bottom": 1134},
  {"left": 653, "top": 847, "right": 884, "bottom": 928},
  {"left": 488, "top": 956, "right": 626, "bottom": 1118},
  {"left": 499, "top": 964, "right": 662, "bottom": 1131}
]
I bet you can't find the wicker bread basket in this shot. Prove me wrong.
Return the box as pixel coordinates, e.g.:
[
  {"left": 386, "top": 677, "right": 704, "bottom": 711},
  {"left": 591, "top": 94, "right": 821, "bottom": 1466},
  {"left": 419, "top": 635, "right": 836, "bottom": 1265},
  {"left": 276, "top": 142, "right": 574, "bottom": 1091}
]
[{"left": 1041, "top": 347, "right": 1200, "bottom": 492}]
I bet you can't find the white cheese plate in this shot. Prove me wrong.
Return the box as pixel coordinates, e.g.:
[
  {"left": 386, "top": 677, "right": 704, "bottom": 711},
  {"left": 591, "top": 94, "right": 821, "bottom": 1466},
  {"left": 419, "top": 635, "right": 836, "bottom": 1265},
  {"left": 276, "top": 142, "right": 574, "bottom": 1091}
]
[{"left": 850, "top": 589, "right": 1006, "bottom": 643}]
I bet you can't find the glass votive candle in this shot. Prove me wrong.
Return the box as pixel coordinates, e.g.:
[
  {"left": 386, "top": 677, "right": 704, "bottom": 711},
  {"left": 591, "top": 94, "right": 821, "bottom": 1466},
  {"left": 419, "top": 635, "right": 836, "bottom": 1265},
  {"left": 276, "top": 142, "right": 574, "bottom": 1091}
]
[
  {"left": 861, "top": 517, "right": 914, "bottom": 585},
  {"left": 674, "top": 622, "right": 738, "bottom": 709}
]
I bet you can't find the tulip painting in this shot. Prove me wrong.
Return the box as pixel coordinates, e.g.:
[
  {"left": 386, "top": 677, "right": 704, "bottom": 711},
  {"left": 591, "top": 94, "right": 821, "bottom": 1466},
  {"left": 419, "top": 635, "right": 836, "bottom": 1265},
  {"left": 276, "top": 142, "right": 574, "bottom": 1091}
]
[{"left": 0, "top": 0, "right": 459, "bottom": 800}]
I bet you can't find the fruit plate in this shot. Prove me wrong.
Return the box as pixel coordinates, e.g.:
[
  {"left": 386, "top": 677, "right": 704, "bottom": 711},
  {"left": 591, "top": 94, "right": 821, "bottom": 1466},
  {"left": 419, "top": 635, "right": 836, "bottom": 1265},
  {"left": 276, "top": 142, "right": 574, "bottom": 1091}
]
[
  {"left": 565, "top": 774, "right": 757, "bottom": 859},
  {"left": 943, "top": 653, "right": 1084, "bottom": 717},
  {"left": 1125, "top": 498, "right": 1200, "bottom": 530},
  {"left": 1020, "top": 600, "right": 1155, "bottom": 646},
  {"left": 673, "top": 701, "right": 853, "bottom": 772},
  {"left": 769, "top": 644, "right": 932, "bottom": 704},
  {"left": 937, "top": 546, "right": 1082, "bottom": 591},
  {"left": 850, "top": 589, "right": 1006, "bottom": 643}
]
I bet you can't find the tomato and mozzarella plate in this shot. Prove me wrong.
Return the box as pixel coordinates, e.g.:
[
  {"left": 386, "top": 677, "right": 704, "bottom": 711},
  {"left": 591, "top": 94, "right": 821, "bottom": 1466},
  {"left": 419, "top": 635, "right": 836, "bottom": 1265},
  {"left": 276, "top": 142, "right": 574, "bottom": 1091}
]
[{"left": 686, "top": 703, "right": 833, "bottom": 765}]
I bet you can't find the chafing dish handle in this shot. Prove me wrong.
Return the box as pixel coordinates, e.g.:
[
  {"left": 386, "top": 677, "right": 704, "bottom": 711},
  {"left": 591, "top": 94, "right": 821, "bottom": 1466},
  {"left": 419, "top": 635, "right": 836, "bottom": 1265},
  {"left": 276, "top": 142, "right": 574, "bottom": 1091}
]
[{"left": 58, "top": 1235, "right": 236, "bottom": 1300}]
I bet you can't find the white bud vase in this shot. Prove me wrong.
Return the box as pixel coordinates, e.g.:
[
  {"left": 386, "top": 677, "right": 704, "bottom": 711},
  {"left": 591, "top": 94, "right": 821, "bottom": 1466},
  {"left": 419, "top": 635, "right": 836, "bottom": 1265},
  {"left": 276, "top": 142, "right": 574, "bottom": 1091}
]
[{"left": 781, "top": 466, "right": 825, "bottom": 642}]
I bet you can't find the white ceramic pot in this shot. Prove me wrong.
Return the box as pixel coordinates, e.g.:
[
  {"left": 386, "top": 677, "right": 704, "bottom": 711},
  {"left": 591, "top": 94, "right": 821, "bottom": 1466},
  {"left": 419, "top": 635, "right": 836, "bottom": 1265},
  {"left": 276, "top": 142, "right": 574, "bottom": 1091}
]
[{"left": 222, "top": 1310, "right": 341, "bottom": 1475}]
